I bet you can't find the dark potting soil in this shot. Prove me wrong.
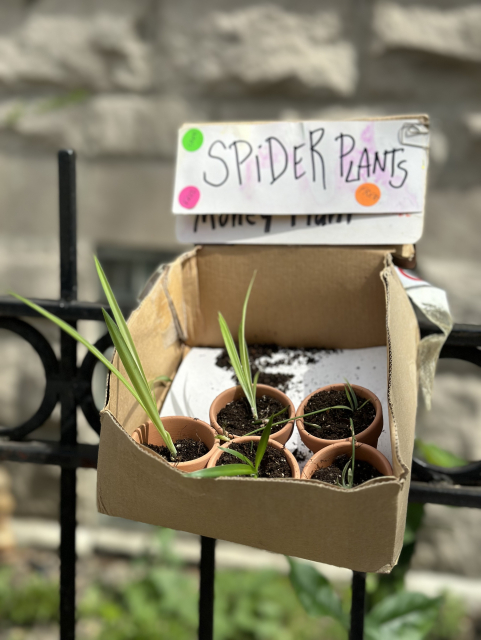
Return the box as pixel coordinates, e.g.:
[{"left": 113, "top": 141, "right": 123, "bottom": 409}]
[
  {"left": 146, "top": 438, "right": 209, "bottom": 463},
  {"left": 217, "top": 441, "right": 292, "bottom": 478},
  {"left": 311, "top": 454, "right": 383, "bottom": 486},
  {"left": 216, "top": 345, "right": 294, "bottom": 393},
  {"left": 292, "top": 448, "right": 307, "bottom": 462},
  {"left": 215, "top": 344, "right": 338, "bottom": 393},
  {"left": 216, "top": 394, "right": 287, "bottom": 436},
  {"left": 256, "top": 371, "right": 293, "bottom": 391},
  {"left": 303, "top": 389, "right": 376, "bottom": 440}
]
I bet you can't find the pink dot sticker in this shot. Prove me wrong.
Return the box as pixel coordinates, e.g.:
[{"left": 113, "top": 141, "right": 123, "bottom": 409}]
[{"left": 178, "top": 186, "right": 200, "bottom": 210}]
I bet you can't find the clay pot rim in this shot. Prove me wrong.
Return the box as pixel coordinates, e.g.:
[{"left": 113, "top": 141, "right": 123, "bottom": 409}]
[
  {"left": 132, "top": 416, "right": 217, "bottom": 471},
  {"left": 209, "top": 384, "right": 296, "bottom": 443},
  {"left": 302, "top": 441, "right": 394, "bottom": 484},
  {"left": 207, "top": 435, "right": 301, "bottom": 479},
  {"left": 296, "top": 383, "right": 382, "bottom": 447}
]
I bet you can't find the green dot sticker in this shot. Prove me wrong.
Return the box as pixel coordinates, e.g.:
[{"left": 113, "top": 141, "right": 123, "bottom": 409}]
[{"left": 182, "top": 128, "right": 203, "bottom": 152}]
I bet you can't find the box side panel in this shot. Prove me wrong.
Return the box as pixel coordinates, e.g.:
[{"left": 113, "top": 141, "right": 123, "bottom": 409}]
[
  {"left": 383, "top": 259, "right": 420, "bottom": 477},
  {"left": 98, "top": 412, "right": 402, "bottom": 573},
  {"left": 187, "top": 245, "right": 388, "bottom": 349},
  {"left": 383, "top": 258, "right": 420, "bottom": 563}
]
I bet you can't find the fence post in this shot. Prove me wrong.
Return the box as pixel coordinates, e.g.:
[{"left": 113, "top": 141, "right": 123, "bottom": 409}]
[
  {"left": 198, "top": 536, "right": 216, "bottom": 640},
  {"left": 350, "top": 571, "right": 367, "bottom": 640},
  {"left": 58, "top": 149, "right": 78, "bottom": 640}
]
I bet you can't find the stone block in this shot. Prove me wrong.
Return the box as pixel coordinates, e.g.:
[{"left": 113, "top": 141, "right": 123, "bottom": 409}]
[
  {"left": 413, "top": 504, "right": 481, "bottom": 577},
  {"left": 0, "top": 12, "right": 152, "bottom": 91},
  {"left": 374, "top": 3, "right": 481, "bottom": 63},
  {"left": 166, "top": 4, "right": 358, "bottom": 96},
  {"left": 0, "top": 94, "right": 201, "bottom": 159},
  {"left": 465, "top": 112, "right": 481, "bottom": 138},
  {"left": 0, "top": 153, "right": 185, "bottom": 262},
  {"left": 418, "top": 188, "right": 481, "bottom": 265}
]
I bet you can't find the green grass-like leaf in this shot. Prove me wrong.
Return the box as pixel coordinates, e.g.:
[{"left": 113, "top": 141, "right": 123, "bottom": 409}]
[
  {"left": 95, "top": 257, "right": 155, "bottom": 403},
  {"left": 344, "top": 378, "right": 358, "bottom": 411},
  {"left": 219, "top": 311, "right": 256, "bottom": 414},
  {"left": 220, "top": 447, "right": 255, "bottom": 468},
  {"left": 272, "top": 405, "right": 351, "bottom": 428},
  {"left": 255, "top": 416, "right": 273, "bottom": 472},
  {"left": 10, "top": 257, "right": 177, "bottom": 457},
  {"left": 190, "top": 464, "right": 255, "bottom": 478},
  {"left": 338, "top": 419, "right": 356, "bottom": 489},
  {"left": 358, "top": 398, "right": 371, "bottom": 411},
  {"left": 8, "top": 292, "right": 142, "bottom": 407},
  {"left": 218, "top": 273, "right": 258, "bottom": 418},
  {"left": 102, "top": 310, "right": 175, "bottom": 456},
  {"left": 415, "top": 439, "right": 466, "bottom": 468},
  {"left": 149, "top": 375, "right": 172, "bottom": 389}
]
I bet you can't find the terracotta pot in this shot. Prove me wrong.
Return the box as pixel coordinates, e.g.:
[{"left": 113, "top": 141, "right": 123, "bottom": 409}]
[
  {"left": 131, "top": 416, "right": 217, "bottom": 472},
  {"left": 296, "top": 384, "right": 383, "bottom": 453},
  {"left": 209, "top": 384, "right": 296, "bottom": 445},
  {"left": 302, "top": 441, "right": 393, "bottom": 482},
  {"left": 208, "top": 436, "right": 300, "bottom": 479}
]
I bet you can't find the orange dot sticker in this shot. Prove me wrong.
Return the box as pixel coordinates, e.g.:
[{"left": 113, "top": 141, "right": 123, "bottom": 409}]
[{"left": 355, "top": 183, "right": 381, "bottom": 207}]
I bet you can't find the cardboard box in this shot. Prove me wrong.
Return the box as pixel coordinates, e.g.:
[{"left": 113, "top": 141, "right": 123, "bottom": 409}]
[{"left": 97, "top": 244, "right": 419, "bottom": 573}]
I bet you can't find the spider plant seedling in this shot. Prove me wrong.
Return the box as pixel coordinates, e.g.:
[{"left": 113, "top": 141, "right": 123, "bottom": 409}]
[
  {"left": 261, "top": 380, "right": 371, "bottom": 434},
  {"left": 344, "top": 379, "right": 371, "bottom": 412},
  {"left": 190, "top": 415, "right": 274, "bottom": 479},
  {"left": 218, "top": 272, "right": 259, "bottom": 419},
  {"left": 214, "top": 426, "right": 231, "bottom": 443},
  {"left": 243, "top": 405, "right": 289, "bottom": 436},
  {"left": 252, "top": 404, "right": 352, "bottom": 433},
  {"left": 9, "top": 256, "right": 177, "bottom": 459},
  {"left": 337, "top": 419, "right": 356, "bottom": 489}
]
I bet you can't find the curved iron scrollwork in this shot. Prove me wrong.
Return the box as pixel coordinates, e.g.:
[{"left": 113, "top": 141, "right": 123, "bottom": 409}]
[
  {"left": 0, "top": 315, "right": 112, "bottom": 439},
  {"left": 77, "top": 332, "right": 113, "bottom": 433},
  {"left": 0, "top": 317, "right": 60, "bottom": 439}
]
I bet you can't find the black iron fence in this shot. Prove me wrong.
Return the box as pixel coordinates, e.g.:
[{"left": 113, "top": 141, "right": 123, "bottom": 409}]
[{"left": 0, "top": 150, "right": 480, "bottom": 640}]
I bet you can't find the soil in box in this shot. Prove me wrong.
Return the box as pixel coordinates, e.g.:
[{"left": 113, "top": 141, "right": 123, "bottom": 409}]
[
  {"left": 304, "top": 389, "right": 376, "bottom": 440},
  {"left": 312, "top": 454, "right": 383, "bottom": 486},
  {"left": 217, "top": 395, "right": 285, "bottom": 436},
  {"left": 217, "top": 442, "right": 292, "bottom": 478},
  {"left": 146, "top": 439, "right": 209, "bottom": 463}
]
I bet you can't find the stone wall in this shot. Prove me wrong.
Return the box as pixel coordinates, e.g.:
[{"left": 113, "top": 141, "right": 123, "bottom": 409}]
[{"left": 0, "top": 0, "right": 480, "bottom": 572}]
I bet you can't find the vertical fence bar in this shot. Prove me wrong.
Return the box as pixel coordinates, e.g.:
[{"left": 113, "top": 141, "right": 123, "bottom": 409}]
[
  {"left": 349, "top": 571, "right": 366, "bottom": 640},
  {"left": 58, "top": 150, "right": 78, "bottom": 640},
  {"left": 59, "top": 150, "right": 78, "bottom": 302},
  {"left": 198, "top": 536, "right": 216, "bottom": 640}
]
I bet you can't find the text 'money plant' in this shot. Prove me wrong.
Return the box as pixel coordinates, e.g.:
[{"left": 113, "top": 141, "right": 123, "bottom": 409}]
[
  {"left": 218, "top": 272, "right": 259, "bottom": 419},
  {"left": 9, "top": 257, "right": 177, "bottom": 458}
]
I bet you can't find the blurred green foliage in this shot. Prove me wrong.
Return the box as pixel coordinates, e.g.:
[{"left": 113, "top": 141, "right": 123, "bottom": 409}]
[
  {"left": 0, "top": 442, "right": 469, "bottom": 639},
  {"left": 414, "top": 439, "right": 467, "bottom": 468},
  {"left": 0, "top": 532, "right": 340, "bottom": 640}
]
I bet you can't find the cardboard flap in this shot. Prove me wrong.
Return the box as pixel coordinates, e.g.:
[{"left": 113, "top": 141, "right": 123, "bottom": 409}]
[
  {"left": 183, "top": 245, "right": 388, "bottom": 348},
  {"left": 98, "top": 409, "right": 404, "bottom": 573}
]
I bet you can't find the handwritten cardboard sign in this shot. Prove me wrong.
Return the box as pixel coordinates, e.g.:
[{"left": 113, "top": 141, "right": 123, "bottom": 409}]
[{"left": 173, "top": 119, "right": 429, "bottom": 216}]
